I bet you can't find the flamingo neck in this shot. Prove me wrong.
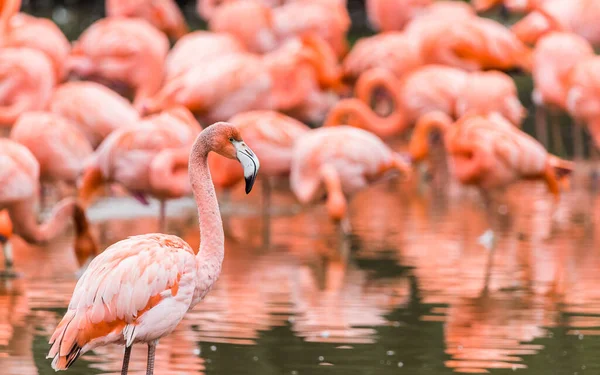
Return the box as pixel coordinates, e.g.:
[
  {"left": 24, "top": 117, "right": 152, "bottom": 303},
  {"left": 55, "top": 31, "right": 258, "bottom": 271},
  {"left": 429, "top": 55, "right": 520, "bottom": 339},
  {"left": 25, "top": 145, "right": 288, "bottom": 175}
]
[
  {"left": 324, "top": 98, "right": 406, "bottom": 138},
  {"left": 188, "top": 131, "right": 225, "bottom": 303},
  {"left": 0, "top": 0, "right": 20, "bottom": 36},
  {"left": 409, "top": 112, "right": 453, "bottom": 161}
]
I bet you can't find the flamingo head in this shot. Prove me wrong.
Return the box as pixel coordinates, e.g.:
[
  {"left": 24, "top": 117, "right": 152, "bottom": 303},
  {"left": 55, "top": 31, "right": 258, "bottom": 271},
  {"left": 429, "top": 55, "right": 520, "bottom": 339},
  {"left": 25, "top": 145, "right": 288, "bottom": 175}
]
[{"left": 203, "top": 122, "right": 260, "bottom": 194}]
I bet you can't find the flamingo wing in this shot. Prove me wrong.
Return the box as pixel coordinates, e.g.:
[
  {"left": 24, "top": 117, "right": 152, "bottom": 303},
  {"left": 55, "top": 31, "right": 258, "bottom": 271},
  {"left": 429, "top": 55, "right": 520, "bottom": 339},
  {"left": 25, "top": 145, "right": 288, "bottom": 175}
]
[{"left": 0, "top": 139, "right": 39, "bottom": 204}]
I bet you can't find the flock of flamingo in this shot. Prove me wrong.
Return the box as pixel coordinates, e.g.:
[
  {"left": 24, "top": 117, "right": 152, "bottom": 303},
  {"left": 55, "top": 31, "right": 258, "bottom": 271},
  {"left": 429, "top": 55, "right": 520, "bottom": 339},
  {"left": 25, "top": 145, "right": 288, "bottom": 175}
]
[{"left": 0, "top": 0, "right": 598, "bottom": 373}]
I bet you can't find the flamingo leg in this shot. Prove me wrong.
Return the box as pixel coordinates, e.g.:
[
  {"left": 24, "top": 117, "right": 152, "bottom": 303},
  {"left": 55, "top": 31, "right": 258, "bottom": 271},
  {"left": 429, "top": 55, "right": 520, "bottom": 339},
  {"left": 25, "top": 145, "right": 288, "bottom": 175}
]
[
  {"left": 261, "top": 178, "right": 271, "bottom": 247},
  {"left": 572, "top": 121, "right": 585, "bottom": 161},
  {"left": 550, "top": 112, "right": 566, "bottom": 158},
  {"left": 121, "top": 345, "right": 132, "bottom": 375},
  {"left": 146, "top": 340, "right": 157, "bottom": 375},
  {"left": 534, "top": 103, "right": 549, "bottom": 149},
  {"left": 159, "top": 200, "right": 167, "bottom": 232},
  {"left": 0, "top": 239, "right": 16, "bottom": 278},
  {"left": 478, "top": 192, "right": 498, "bottom": 250}
]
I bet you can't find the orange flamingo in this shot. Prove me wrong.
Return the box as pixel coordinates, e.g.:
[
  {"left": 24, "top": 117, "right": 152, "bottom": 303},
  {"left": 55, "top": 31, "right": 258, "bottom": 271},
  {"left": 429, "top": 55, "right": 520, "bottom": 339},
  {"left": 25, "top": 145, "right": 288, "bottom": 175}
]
[
  {"left": 0, "top": 0, "right": 70, "bottom": 81},
  {"left": 144, "top": 36, "right": 341, "bottom": 124},
  {"left": 408, "top": 15, "right": 531, "bottom": 72},
  {"left": 512, "top": 0, "right": 600, "bottom": 47},
  {"left": 9, "top": 111, "right": 93, "bottom": 205},
  {"left": 0, "top": 210, "right": 12, "bottom": 272},
  {"left": 49, "top": 81, "right": 141, "bottom": 149},
  {"left": 0, "top": 47, "right": 55, "bottom": 127},
  {"left": 325, "top": 66, "right": 524, "bottom": 138},
  {"left": 290, "top": 126, "right": 411, "bottom": 232},
  {"left": 78, "top": 106, "right": 202, "bottom": 231},
  {"left": 106, "top": 0, "right": 189, "bottom": 40},
  {"left": 209, "top": 0, "right": 350, "bottom": 57},
  {"left": 0, "top": 139, "right": 96, "bottom": 276},
  {"left": 67, "top": 18, "right": 169, "bottom": 111},
  {"left": 47, "top": 122, "right": 259, "bottom": 375}
]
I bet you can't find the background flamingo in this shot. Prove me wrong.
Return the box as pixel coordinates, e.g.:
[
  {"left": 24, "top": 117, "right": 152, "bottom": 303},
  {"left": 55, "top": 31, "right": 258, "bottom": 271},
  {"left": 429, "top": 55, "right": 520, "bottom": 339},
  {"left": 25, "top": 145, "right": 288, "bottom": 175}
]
[
  {"left": 49, "top": 81, "right": 141, "bottom": 148},
  {"left": 0, "top": 139, "right": 96, "bottom": 276},
  {"left": 47, "top": 122, "right": 259, "bottom": 375}
]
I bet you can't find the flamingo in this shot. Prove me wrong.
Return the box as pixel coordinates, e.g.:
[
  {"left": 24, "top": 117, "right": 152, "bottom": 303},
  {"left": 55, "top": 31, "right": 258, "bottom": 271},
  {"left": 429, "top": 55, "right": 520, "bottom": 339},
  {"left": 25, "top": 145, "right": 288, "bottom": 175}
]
[
  {"left": 78, "top": 106, "right": 202, "bottom": 231},
  {"left": 0, "top": 0, "right": 70, "bottom": 81},
  {"left": 106, "top": 0, "right": 189, "bottom": 40},
  {"left": 144, "top": 36, "right": 341, "bottom": 124},
  {"left": 9, "top": 112, "right": 94, "bottom": 205},
  {"left": 49, "top": 81, "right": 141, "bottom": 148},
  {"left": 472, "top": 0, "right": 540, "bottom": 13},
  {"left": 512, "top": 0, "right": 600, "bottom": 47},
  {"left": 290, "top": 126, "right": 411, "bottom": 233},
  {"left": 47, "top": 121, "right": 260, "bottom": 375},
  {"left": 530, "top": 32, "right": 594, "bottom": 153},
  {"left": 325, "top": 66, "right": 524, "bottom": 138},
  {"left": 66, "top": 18, "right": 169, "bottom": 110},
  {"left": 0, "top": 210, "right": 12, "bottom": 272},
  {"left": 0, "top": 47, "right": 55, "bottom": 127},
  {"left": 365, "top": 0, "right": 432, "bottom": 32},
  {"left": 0, "top": 139, "right": 97, "bottom": 277},
  {"left": 209, "top": 0, "right": 350, "bottom": 57}
]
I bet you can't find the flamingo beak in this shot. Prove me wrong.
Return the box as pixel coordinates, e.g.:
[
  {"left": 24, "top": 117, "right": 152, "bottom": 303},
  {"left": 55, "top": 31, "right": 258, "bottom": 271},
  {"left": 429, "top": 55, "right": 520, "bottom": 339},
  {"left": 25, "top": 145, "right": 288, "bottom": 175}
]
[{"left": 233, "top": 140, "right": 260, "bottom": 194}]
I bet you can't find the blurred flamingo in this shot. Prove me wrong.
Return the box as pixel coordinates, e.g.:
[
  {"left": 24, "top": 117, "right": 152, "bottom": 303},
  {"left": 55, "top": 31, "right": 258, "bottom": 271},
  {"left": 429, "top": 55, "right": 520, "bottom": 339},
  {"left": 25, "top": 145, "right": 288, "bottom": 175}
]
[
  {"left": 67, "top": 18, "right": 169, "bottom": 111},
  {"left": 0, "top": 48, "right": 55, "bottom": 127},
  {"left": 472, "top": 0, "right": 541, "bottom": 13},
  {"left": 0, "top": 210, "right": 12, "bottom": 272},
  {"left": 106, "top": 0, "right": 189, "bottom": 40},
  {"left": 325, "top": 66, "right": 524, "bottom": 138},
  {"left": 47, "top": 122, "right": 259, "bottom": 375},
  {"left": 512, "top": 0, "right": 600, "bottom": 47},
  {"left": 0, "top": 139, "right": 96, "bottom": 276},
  {"left": 49, "top": 81, "right": 141, "bottom": 148},
  {"left": 0, "top": 0, "right": 70, "bottom": 81},
  {"left": 365, "top": 0, "right": 432, "bottom": 31},
  {"left": 290, "top": 126, "right": 411, "bottom": 232},
  {"left": 9, "top": 112, "right": 93, "bottom": 206},
  {"left": 144, "top": 36, "right": 341, "bottom": 124},
  {"left": 209, "top": 0, "right": 350, "bottom": 57},
  {"left": 408, "top": 15, "right": 532, "bottom": 72},
  {"left": 531, "top": 32, "right": 594, "bottom": 153},
  {"left": 78, "top": 106, "right": 202, "bottom": 231}
]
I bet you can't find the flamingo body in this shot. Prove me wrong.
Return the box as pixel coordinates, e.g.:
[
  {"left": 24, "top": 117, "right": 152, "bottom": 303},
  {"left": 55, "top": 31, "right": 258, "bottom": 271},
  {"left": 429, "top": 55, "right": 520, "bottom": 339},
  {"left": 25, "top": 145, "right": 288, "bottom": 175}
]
[{"left": 106, "top": 0, "right": 189, "bottom": 39}]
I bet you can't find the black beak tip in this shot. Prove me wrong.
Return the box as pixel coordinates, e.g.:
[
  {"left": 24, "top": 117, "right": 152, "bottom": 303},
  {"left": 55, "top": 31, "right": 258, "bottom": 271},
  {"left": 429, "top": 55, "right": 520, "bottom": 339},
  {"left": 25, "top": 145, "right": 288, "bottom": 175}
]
[{"left": 245, "top": 175, "right": 256, "bottom": 194}]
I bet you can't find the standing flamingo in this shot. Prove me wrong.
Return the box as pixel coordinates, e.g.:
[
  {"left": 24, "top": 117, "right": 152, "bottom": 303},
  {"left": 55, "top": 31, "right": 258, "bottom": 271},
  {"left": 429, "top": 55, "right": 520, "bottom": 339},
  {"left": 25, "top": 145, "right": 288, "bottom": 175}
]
[
  {"left": 0, "top": 47, "right": 55, "bottom": 127},
  {"left": 106, "top": 0, "right": 189, "bottom": 40},
  {"left": 49, "top": 81, "right": 141, "bottom": 148},
  {"left": 78, "top": 107, "right": 202, "bottom": 231},
  {"left": 47, "top": 122, "right": 259, "bottom": 375},
  {"left": 0, "top": 139, "right": 96, "bottom": 276},
  {"left": 67, "top": 18, "right": 169, "bottom": 110},
  {"left": 290, "top": 126, "right": 411, "bottom": 233}
]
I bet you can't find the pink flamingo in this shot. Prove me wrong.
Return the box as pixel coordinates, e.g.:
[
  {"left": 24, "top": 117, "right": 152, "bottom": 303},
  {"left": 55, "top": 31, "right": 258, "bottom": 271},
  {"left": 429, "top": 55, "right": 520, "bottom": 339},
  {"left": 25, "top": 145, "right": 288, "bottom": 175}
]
[
  {"left": 512, "top": 0, "right": 600, "bottom": 47},
  {"left": 67, "top": 18, "right": 169, "bottom": 110},
  {"left": 365, "top": 0, "right": 432, "bottom": 31},
  {"left": 78, "top": 106, "right": 202, "bottom": 231},
  {"left": 0, "top": 139, "right": 97, "bottom": 276},
  {"left": 0, "top": 0, "right": 70, "bottom": 81},
  {"left": 144, "top": 36, "right": 341, "bottom": 124},
  {"left": 49, "top": 81, "right": 141, "bottom": 148},
  {"left": 209, "top": 0, "right": 350, "bottom": 57},
  {"left": 0, "top": 47, "right": 55, "bottom": 127},
  {"left": 0, "top": 210, "right": 12, "bottom": 273},
  {"left": 106, "top": 0, "right": 189, "bottom": 40},
  {"left": 9, "top": 111, "right": 93, "bottom": 204},
  {"left": 290, "top": 126, "right": 411, "bottom": 232},
  {"left": 47, "top": 122, "right": 259, "bottom": 374},
  {"left": 325, "top": 66, "right": 524, "bottom": 138}
]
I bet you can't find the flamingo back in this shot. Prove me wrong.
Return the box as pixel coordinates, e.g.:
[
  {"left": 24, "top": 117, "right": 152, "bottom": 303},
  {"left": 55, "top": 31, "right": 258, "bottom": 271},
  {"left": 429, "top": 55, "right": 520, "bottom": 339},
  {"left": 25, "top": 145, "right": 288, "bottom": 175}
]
[{"left": 0, "top": 138, "right": 39, "bottom": 204}]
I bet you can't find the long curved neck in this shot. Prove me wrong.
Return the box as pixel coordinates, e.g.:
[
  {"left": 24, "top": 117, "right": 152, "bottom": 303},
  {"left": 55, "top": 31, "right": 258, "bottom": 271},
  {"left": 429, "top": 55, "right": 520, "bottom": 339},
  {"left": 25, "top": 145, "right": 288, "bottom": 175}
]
[
  {"left": 0, "top": 0, "right": 20, "bottom": 36},
  {"left": 189, "top": 132, "right": 224, "bottom": 271},
  {"left": 324, "top": 98, "right": 406, "bottom": 138},
  {"left": 409, "top": 111, "right": 453, "bottom": 161}
]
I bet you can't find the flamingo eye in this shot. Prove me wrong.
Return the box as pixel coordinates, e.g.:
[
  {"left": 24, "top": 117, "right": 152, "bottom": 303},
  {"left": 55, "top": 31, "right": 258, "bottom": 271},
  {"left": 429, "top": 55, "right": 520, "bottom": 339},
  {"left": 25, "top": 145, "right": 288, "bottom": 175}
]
[{"left": 229, "top": 137, "right": 234, "bottom": 142}]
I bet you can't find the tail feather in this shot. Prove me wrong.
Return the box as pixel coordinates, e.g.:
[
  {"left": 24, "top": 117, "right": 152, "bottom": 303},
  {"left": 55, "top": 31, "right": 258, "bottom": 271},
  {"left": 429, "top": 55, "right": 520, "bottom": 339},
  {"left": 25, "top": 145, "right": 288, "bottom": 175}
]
[{"left": 48, "top": 311, "right": 83, "bottom": 371}]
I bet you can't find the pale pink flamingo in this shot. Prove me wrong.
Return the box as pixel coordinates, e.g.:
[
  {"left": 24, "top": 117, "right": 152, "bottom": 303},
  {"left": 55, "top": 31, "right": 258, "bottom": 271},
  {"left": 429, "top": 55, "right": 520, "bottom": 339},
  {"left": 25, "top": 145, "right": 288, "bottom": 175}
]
[
  {"left": 0, "top": 47, "right": 55, "bottom": 127},
  {"left": 408, "top": 15, "right": 532, "bottom": 72},
  {"left": 365, "top": 0, "right": 432, "bottom": 31},
  {"left": 47, "top": 121, "right": 260, "bottom": 374},
  {"left": 0, "top": 139, "right": 96, "bottom": 276},
  {"left": 530, "top": 32, "right": 594, "bottom": 152},
  {"left": 165, "top": 31, "right": 247, "bottom": 81},
  {"left": 67, "top": 18, "right": 169, "bottom": 110},
  {"left": 209, "top": 0, "right": 350, "bottom": 57},
  {"left": 9, "top": 111, "right": 93, "bottom": 205},
  {"left": 49, "top": 81, "right": 141, "bottom": 148},
  {"left": 144, "top": 36, "right": 341, "bottom": 124},
  {"left": 0, "top": 0, "right": 70, "bottom": 81},
  {"left": 106, "top": 0, "right": 189, "bottom": 40},
  {"left": 290, "top": 126, "right": 411, "bottom": 232},
  {"left": 78, "top": 106, "right": 202, "bottom": 231},
  {"left": 512, "top": 0, "right": 600, "bottom": 47},
  {"left": 325, "top": 66, "right": 524, "bottom": 138},
  {"left": 342, "top": 32, "right": 423, "bottom": 82}
]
